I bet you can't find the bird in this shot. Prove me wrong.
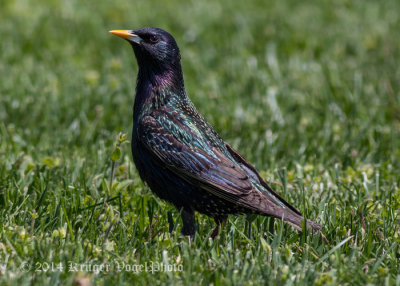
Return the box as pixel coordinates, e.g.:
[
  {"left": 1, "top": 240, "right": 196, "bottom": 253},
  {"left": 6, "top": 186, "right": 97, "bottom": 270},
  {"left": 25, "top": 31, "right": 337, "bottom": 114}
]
[{"left": 109, "top": 27, "right": 321, "bottom": 238}]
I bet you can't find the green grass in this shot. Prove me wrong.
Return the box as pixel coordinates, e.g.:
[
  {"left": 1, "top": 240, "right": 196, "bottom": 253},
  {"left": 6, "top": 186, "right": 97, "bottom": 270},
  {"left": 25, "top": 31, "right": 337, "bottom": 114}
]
[{"left": 1, "top": 0, "right": 400, "bottom": 284}]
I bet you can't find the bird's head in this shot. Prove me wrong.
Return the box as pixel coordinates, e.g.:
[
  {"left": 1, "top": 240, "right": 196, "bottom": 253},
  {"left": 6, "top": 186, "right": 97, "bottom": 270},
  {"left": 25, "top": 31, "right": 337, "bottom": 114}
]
[{"left": 110, "top": 27, "right": 181, "bottom": 73}]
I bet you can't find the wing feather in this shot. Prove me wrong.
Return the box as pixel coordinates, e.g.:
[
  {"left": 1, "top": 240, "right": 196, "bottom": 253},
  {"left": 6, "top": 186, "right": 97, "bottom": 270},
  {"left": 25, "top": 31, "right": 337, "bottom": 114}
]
[{"left": 138, "top": 115, "right": 253, "bottom": 201}]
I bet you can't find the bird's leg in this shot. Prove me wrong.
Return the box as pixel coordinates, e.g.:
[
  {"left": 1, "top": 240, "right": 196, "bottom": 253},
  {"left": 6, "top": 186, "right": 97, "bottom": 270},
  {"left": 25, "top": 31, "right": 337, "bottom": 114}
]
[
  {"left": 180, "top": 208, "right": 196, "bottom": 237},
  {"left": 210, "top": 216, "right": 227, "bottom": 239},
  {"left": 210, "top": 225, "right": 219, "bottom": 239},
  {"left": 246, "top": 214, "right": 257, "bottom": 239},
  {"left": 167, "top": 211, "right": 174, "bottom": 233}
]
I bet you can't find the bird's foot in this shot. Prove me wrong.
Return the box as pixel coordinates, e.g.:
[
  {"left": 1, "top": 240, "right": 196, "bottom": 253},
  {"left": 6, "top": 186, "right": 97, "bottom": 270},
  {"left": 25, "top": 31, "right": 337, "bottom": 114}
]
[
  {"left": 210, "top": 225, "right": 220, "bottom": 239},
  {"left": 210, "top": 216, "right": 227, "bottom": 239}
]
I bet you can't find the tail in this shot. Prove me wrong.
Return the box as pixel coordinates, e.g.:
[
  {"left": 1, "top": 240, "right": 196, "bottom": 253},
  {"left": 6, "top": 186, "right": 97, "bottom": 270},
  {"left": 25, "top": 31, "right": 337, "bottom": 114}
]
[
  {"left": 240, "top": 190, "right": 322, "bottom": 233},
  {"left": 248, "top": 186, "right": 322, "bottom": 233},
  {"left": 281, "top": 210, "right": 322, "bottom": 233},
  {"left": 249, "top": 190, "right": 321, "bottom": 233},
  {"left": 224, "top": 144, "right": 322, "bottom": 233}
]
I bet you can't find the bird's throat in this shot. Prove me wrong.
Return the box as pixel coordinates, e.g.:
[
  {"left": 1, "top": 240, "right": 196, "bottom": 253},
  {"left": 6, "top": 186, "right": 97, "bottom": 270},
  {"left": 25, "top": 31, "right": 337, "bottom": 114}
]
[{"left": 133, "top": 64, "right": 185, "bottom": 119}]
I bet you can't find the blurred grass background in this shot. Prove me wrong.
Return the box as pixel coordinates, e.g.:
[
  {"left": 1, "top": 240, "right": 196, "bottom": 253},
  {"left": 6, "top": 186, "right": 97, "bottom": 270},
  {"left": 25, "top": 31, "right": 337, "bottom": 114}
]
[{"left": 0, "top": 0, "right": 399, "bottom": 285}]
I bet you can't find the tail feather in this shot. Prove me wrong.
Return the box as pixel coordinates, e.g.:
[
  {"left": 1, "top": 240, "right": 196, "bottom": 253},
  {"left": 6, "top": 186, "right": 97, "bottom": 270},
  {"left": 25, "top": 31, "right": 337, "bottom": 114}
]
[
  {"left": 238, "top": 188, "right": 322, "bottom": 233},
  {"left": 280, "top": 210, "right": 321, "bottom": 233},
  {"left": 224, "top": 144, "right": 322, "bottom": 233}
]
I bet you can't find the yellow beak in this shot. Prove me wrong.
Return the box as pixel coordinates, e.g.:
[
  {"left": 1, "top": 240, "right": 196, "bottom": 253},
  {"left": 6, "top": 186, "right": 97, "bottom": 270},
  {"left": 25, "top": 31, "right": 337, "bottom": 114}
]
[{"left": 109, "top": 30, "right": 133, "bottom": 39}]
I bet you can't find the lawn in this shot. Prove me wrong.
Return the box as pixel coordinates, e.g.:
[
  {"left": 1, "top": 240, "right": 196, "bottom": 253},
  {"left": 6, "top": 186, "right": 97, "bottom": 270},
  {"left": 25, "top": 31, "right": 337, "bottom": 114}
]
[{"left": 1, "top": 0, "right": 399, "bottom": 285}]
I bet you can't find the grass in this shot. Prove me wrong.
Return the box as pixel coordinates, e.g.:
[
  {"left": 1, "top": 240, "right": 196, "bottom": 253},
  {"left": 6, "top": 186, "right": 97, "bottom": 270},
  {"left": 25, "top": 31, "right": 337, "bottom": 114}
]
[{"left": 1, "top": 0, "right": 400, "bottom": 284}]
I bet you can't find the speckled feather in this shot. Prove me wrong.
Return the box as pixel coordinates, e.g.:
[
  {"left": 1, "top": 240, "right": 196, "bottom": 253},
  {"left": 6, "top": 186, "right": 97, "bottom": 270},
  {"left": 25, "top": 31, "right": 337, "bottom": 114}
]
[{"left": 112, "top": 27, "right": 321, "bottom": 235}]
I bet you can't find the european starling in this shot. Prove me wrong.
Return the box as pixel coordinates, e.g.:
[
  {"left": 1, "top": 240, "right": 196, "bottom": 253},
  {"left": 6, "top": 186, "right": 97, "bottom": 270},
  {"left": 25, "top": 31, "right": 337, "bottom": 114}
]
[{"left": 110, "top": 27, "right": 321, "bottom": 237}]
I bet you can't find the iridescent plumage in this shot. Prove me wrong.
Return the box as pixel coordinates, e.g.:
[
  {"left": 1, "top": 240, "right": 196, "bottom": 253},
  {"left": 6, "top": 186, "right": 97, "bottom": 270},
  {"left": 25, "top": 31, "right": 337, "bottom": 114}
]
[{"left": 110, "top": 27, "right": 321, "bottom": 237}]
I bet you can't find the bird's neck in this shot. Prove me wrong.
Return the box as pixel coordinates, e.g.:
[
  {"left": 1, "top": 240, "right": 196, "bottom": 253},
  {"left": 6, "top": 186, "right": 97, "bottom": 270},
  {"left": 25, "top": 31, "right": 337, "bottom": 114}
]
[{"left": 134, "top": 64, "right": 185, "bottom": 118}]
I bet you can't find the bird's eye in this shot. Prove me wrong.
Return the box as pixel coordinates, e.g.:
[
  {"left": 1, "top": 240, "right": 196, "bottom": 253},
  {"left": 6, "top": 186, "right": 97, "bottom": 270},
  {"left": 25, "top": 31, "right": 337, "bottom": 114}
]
[{"left": 149, "top": 35, "right": 159, "bottom": 44}]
